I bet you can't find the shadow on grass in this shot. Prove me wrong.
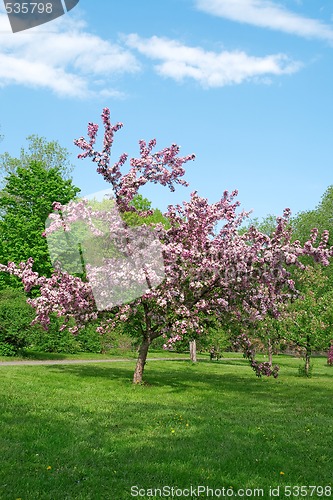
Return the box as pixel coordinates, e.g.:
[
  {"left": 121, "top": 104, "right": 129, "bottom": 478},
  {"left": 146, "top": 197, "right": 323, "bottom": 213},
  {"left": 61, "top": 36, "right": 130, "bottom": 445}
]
[
  {"left": 198, "top": 358, "right": 248, "bottom": 368},
  {"left": 20, "top": 349, "right": 69, "bottom": 360},
  {"left": 0, "top": 363, "right": 332, "bottom": 500},
  {"left": 43, "top": 360, "right": 333, "bottom": 403}
]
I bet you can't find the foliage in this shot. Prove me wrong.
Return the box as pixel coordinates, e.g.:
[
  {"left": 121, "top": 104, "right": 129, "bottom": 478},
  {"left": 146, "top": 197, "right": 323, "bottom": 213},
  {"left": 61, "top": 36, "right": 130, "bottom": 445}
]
[
  {"left": 292, "top": 186, "right": 333, "bottom": 247},
  {"left": 2, "top": 108, "right": 333, "bottom": 384},
  {"left": 0, "top": 160, "right": 80, "bottom": 284},
  {"left": 28, "top": 315, "right": 80, "bottom": 354},
  {"left": 277, "top": 266, "right": 333, "bottom": 375},
  {"left": 291, "top": 186, "right": 333, "bottom": 283},
  {"left": 0, "top": 134, "right": 74, "bottom": 186},
  {"left": 298, "top": 363, "right": 313, "bottom": 378},
  {"left": 239, "top": 213, "right": 278, "bottom": 236},
  {"left": 0, "top": 288, "right": 37, "bottom": 355},
  {"left": 26, "top": 316, "right": 136, "bottom": 355},
  {"left": 123, "top": 194, "right": 171, "bottom": 229},
  {"left": 251, "top": 315, "right": 282, "bottom": 357},
  {"left": 77, "top": 322, "right": 136, "bottom": 354},
  {"left": 165, "top": 317, "right": 231, "bottom": 354}
]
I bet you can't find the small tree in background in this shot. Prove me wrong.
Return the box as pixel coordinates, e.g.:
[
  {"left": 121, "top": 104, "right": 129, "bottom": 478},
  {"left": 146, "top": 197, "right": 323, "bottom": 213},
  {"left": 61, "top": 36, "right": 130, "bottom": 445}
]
[{"left": 278, "top": 266, "right": 333, "bottom": 376}]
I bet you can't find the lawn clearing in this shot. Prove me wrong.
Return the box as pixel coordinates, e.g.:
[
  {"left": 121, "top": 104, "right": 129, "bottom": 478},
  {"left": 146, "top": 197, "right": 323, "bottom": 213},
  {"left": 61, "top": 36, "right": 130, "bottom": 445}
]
[
  {"left": 0, "top": 356, "right": 332, "bottom": 499},
  {"left": 0, "top": 349, "right": 197, "bottom": 363}
]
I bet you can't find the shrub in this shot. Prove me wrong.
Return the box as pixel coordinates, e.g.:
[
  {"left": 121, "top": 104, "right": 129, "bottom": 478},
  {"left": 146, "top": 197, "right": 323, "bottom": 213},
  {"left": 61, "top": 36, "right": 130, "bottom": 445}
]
[
  {"left": 97, "top": 324, "right": 136, "bottom": 353},
  {"left": 28, "top": 315, "right": 80, "bottom": 354},
  {"left": 0, "top": 286, "right": 140, "bottom": 356},
  {"left": 76, "top": 323, "right": 105, "bottom": 353},
  {"left": 0, "top": 288, "right": 36, "bottom": 355},
  {"left": 0, "top": 342, "right": 17, "bottom": 356},
  {"left": 298, "top": 363, "right": 313, "bottom": 378},
  {"left": 30, "top": 320, "right": 137, "bottom": 355}
]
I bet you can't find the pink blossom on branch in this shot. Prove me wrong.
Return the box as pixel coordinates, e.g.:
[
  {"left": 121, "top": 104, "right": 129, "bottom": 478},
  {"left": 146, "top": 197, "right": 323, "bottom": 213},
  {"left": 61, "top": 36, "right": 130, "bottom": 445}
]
[
  {"left": 0, "top": 258, "right": 96, "bottom": 333},
  {"left": 74, "top": 107, "right": 195, "bottom": 213}
]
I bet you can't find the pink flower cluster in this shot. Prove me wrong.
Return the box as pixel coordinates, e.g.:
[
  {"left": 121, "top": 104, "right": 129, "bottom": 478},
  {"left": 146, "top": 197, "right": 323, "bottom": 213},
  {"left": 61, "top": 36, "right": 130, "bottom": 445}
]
[
  {"left": 0, "top": 258, "right": 96, "bottom": 333},
  {"left": 74, "top": 108, "right": 195, "bottom": 213}
]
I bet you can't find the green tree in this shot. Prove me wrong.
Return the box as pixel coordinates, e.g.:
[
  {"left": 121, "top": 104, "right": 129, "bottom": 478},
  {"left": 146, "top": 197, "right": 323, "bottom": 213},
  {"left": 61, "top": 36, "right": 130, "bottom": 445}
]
[
  {"left": 0, "top": 135, "right": 74, "bottom": 187},
  {"left": 239, "top": 213, "right": 279, "bottom": 237},
  {"left": 291, "top": 186, "right": 333, "bottom": 291},
  {"left": 122, "top": 194, "right": 170, "bottom": 228},
  {"left": 279, "top": 266, "right": 333, "bottom": 376},
  {"left": 292, "top": 186, "right": 333, "bottom": 246},
  {"left": 0, "top": 160, "right": 80, "bottom": 285}
]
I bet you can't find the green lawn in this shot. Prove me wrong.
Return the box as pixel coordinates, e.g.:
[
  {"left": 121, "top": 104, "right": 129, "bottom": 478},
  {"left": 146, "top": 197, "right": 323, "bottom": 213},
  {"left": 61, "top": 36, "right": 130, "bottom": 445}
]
[
  {"left": 0, "top": 348, "right": 196, "bottom": 363},
  {"left": 0, "top": 356, "right": 332, "bottom": 499}
]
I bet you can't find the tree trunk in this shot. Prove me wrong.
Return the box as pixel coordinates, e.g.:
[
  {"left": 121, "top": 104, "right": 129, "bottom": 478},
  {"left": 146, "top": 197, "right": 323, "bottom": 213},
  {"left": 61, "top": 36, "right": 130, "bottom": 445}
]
[
  {"left": 267, "top": 337, "right": 273, "bottom": 367},
  {"left": 304, "top": 335, "right": 311, "bottom": 377},
  {"left": 305, "top": 352, "right": 311, "bottom": 376},
  {"left": 190, "top": 340, "right": 197, "bottom": 363},
  {"left": 133, "top": 338, "right": 151, "bottom": 384}
]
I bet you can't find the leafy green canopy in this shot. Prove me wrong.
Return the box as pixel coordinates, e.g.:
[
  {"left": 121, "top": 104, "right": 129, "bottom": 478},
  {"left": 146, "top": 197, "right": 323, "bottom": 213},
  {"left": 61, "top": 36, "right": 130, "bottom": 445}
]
[
  {"left": 292, "top": 186, "right": 333, "bottom": 246},
  {"left": 123, "top": 194, "right": 170, "bottom": 228},
  {"left": 0, "top": 161, "right": 80, "bottom": 284},
  {"left": 0, "top": 135, "right": 74, "bottom": 187}
]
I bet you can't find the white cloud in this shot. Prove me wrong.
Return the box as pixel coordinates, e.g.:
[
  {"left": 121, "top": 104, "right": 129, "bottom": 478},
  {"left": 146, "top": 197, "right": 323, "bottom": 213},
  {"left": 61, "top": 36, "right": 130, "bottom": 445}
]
[
  {"left": 125, "top": 34, "right": 301, "bottom": 88},
  {"left": 0, "top": 14, "right": 140, "bottom": 98},
  {"left": 195, "top": 0, "right": 333, "bottom": 42}
]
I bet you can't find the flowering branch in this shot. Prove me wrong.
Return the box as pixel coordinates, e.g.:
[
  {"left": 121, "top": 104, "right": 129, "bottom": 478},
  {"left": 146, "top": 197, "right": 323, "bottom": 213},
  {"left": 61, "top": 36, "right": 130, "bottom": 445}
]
[{"left": 74, "top": 108, "right": 195, "bottom": 213}]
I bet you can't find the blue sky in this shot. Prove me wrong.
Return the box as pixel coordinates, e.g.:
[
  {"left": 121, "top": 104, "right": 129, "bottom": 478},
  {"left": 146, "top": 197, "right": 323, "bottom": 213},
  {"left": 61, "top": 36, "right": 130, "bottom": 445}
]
[{"left": 0, "top": 0, "right": 332, "bottom": 222}]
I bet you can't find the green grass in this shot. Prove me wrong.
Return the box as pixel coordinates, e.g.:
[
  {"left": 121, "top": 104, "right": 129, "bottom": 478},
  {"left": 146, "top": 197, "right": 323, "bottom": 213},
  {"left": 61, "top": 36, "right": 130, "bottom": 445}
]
[
  {"left": 0, "top": 356, "right": 332, "bottom": 499},
  {"left": 0, "top": 348, "right": 198, "bottom": 363}
]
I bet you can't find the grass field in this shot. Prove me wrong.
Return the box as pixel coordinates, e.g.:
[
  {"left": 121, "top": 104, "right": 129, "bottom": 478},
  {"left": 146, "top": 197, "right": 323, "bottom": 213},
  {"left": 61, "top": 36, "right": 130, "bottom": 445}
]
[
  {"left": 0, "top": 354, "right": 332, "bottom": 499},
  {"left": 0, "top": 348, "right": 195, "bottom": 363}
]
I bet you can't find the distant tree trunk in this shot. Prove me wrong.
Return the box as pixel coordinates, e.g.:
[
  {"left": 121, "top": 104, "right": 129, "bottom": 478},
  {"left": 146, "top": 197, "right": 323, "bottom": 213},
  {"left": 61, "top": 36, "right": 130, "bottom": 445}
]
[
  {"left": 304, "top": 335, "right": 311, "bottom": 377},
  {"left": 133, "top": 337, "right": 151, "bottom": 384},
  {"left": 267, "top": 337, "right": 273, "bottom": 367},
  {"left": 190, "top": 340, "right": 197, "bottom": 363}
]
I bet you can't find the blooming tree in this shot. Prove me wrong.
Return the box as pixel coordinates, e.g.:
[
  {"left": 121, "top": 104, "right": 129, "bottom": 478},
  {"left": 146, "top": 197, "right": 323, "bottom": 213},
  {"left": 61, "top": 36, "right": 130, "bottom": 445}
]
[{"left": 1, "top": 108, "right": 333, "bottom": 384}]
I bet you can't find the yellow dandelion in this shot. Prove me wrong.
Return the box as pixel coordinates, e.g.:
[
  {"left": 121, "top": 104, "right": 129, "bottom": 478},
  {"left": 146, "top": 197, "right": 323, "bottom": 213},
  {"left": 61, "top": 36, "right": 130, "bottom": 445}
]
[
  {"left": 171, "top": 429, "right": 175, "bottom": 434},
  {"left": 47, "top": 466, "right": 52, "bottom": 471},
  {"left": 280, "top": 471, "right": 285, "bottom": 476}
]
